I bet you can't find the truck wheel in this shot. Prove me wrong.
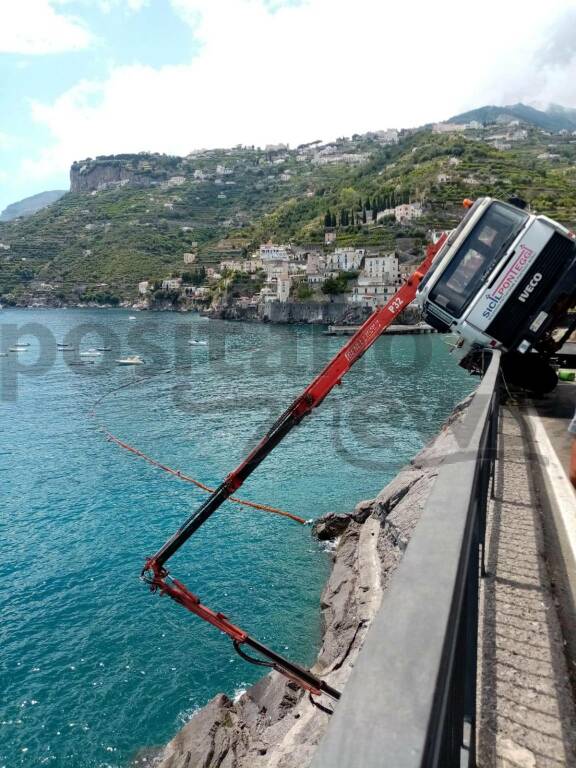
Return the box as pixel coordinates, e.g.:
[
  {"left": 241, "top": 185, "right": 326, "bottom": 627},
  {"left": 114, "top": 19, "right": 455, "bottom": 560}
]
[{"left": 502, "top": 353, "right": 558, "bottom": 396}]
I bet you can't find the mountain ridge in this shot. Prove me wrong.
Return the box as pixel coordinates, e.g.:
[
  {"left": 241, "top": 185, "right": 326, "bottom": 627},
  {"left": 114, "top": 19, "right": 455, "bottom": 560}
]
[
  {"left": 448, "top": 102, "right": 576, "bottom": 131},
  {"left": 0, "top": 190, "right": 67, "bottom": 223}
]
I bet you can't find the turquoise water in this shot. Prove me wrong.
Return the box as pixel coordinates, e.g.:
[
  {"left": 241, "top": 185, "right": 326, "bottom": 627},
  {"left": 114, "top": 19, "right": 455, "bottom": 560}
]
[{"left": 0, "top": 309, "right": 474, "bottom": 767}]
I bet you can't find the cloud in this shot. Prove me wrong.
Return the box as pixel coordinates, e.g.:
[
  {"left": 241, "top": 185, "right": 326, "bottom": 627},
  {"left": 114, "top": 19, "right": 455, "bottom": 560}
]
[
  {"left": 18, "top": 0, "right": 576, "bottom": 183},
  {"left": 538, "top": 8, "right": 576, "bottom": 68},
  {"left": 0, "top": 0, "right": 92, "bottom": 55}
]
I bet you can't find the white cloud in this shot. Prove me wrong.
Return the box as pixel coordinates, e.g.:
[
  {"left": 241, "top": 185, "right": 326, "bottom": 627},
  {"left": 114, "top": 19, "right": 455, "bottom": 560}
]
[
  {"left": 19, "top": 0, "right": 576, "bottom": 183},
  {"left": 0, "top": 0, "right": 92, "bottom": 54}
]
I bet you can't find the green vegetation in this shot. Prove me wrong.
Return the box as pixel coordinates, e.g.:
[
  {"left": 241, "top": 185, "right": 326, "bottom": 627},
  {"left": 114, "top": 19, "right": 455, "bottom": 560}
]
[{"left": 2, "top": 125, "right": 576, "bottom": 304}]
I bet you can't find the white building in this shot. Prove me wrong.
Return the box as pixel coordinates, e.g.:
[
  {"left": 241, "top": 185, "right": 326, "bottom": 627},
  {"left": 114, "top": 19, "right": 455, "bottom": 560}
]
[
  {"left": 263, "top": 259, "right": 291, "bottom": 280},
  {"left": 326, "top": 248, "right": 365, "bottom": 272},
  {"left": 375, "top": 129, "right": 399, "bottom": 144},
  {"left": 306, "top": 252, "right": 326, "bottom": 275},
  {"left": 167, "top": 176, "right": 186, "bottom": 187},
  {"left": 395, "top": 203, "right": 423, "bottom": 223},
  {"left": 276, "top": 275, "right": 292, "bottom": 302},
  {"left": 258, "top": 243, "right": 292, "bottom": 261},
  {"left": 220, "top": 260, "right": 245, "bottom": 272},
  {"left": 162, "top": 277, "right": 182, "bottom": 291},
  {"left": 376, "top": 209, "right": 395, "bottom": 222},
  {"left": 183, "top": 252, "right": 197, "bottom": 264},
  {"left": 349, "top": 276, "right": 397, "bottom": 308},
  {"left": 138, "top": 281, "right": 149, "bottom": 295},
  {"left": 433, "top": 122, "right": 466, "bottom": 134},
  {"left": 193, "top": 170, "right": 208, "bottom": 180},
  {"left": 216, "top": 164, "right": 233, "bottom": 175},
  {"left": 363, "top": 254, "right": 399, "bottom": 284}
]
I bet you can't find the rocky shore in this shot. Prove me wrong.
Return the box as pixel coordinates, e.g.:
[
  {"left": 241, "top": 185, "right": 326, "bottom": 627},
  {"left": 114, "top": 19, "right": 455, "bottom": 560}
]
[{"left": 145, "top": 395, "right": 470, "bottom": 768}]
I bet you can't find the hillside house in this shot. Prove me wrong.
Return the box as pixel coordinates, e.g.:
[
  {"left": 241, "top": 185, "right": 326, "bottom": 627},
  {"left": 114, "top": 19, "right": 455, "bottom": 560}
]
[
  {"left": 375, "top": 129, "right": 399, "bottom": 144},
  {"left": 395, "top": 202, "right": 423, "bottom": 223},
  {"left": 349, "top": 276, "right": 396, "bottom": 307},
  {"left": 258, "top": 243, "right": 292, "bottom": 261},
  {"left": 183, "top": 252, "right": 197, "bottom": 264},
  {"left": 363, "top": 254, "right": 400, "bottom": 284},
  {"left": 326, "top": 248, "right": 365, "bottom": 271},
  {"left": 162, "top": 277, "right": 182, "bottom": 291},
  {"left": 433, "top": 122, "right": 466, "bottom": 134},
  {"left": 138, "top": 281, "right": 150, "bottom": 295}
]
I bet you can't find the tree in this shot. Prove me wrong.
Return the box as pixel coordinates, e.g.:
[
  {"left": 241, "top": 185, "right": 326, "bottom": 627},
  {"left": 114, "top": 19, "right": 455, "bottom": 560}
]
[{"left": 322, "top": 276, "right": 347, "bottom": 295}]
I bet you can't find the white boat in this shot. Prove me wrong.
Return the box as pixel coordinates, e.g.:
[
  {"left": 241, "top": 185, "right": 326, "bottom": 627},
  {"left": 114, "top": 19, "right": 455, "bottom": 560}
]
[
  {"left": 80, "top": 349, "right": 102, "bottom": 357},
  {"left": 189, "top": 340, "right": 208, "bottom": 346},
  {"left": 116, "top": 355, "right": 144, "bottom": 365},
  {"left": 0, "top": 352, "right": 8, "bottom": 357},
  {"left": 9, "top": 345, "right": 29, "bottom": 352},
  {"left": 129, "top": 316, "right": 137, "bottom": 320}
]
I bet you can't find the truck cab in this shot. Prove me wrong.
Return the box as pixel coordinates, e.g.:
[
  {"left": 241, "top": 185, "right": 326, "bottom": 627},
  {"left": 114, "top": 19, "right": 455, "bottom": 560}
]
[{"left": 417, "top": 197, "right": 576, "bottom": 391}]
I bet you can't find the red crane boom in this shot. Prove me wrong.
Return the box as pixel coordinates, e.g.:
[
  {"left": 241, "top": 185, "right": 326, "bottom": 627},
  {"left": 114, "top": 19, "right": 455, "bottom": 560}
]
[{"left": 142, "top": 235, "right": 447, "bottom": 702}]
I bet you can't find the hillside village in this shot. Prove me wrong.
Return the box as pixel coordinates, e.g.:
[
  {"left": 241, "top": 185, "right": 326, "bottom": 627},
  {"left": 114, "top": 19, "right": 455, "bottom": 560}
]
[
  {"left": 2, "top": 104, "right": 576, "bottom": 317},
  {"left": 138, "top": 241, "right": 406, "bottom": 319}
]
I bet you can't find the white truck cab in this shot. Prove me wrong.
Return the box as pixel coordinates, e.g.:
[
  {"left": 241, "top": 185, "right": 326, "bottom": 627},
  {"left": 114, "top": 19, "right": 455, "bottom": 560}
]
[{"left": 416, "top": 197, "right": 576, "bottom": 392}]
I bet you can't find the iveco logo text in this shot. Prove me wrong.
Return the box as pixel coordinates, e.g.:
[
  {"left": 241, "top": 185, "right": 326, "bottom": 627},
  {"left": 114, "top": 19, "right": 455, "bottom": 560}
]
[{"left": 518, "top": 273, "right": 542, "bottom": 303}]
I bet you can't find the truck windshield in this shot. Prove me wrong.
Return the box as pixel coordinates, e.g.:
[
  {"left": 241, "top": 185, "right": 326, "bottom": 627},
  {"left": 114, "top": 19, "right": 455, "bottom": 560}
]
[{"left": 428, "top": 202, "right": 528, "bottom": 318}]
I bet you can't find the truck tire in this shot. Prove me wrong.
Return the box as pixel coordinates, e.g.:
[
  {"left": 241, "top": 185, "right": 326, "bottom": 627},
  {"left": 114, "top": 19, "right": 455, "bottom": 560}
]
[{"left": 502, "top": 352, "right": 558, "bottom": 396}]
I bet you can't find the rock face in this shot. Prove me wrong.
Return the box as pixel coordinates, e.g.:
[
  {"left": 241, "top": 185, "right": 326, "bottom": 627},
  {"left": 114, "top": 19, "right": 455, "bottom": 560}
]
[
  {"left": 260, "top": 301, "right": 371, "bottom": 325},
  {"left": 149, "top": 396, "right": 471, "bottom": 768},
  {"left": 206, "top": 301, "right": 422, "bottom": 326}
]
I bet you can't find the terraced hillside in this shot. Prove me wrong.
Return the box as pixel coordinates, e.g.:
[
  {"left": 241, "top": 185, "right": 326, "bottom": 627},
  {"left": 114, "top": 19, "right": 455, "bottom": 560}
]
[{"left": 1, "top": 125, "right": 576, "bottom": 305}]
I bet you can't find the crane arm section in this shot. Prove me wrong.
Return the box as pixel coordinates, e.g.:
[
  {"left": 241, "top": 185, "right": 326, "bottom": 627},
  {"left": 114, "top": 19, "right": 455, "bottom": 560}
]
[{"left": 141, "top": 235, "right": 446, "bottom": 701}]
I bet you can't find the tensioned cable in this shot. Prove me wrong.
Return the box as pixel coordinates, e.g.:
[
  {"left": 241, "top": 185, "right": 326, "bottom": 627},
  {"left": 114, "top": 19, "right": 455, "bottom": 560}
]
[{"left": 90, "top": 360, "right": 307, "bottom": 525}]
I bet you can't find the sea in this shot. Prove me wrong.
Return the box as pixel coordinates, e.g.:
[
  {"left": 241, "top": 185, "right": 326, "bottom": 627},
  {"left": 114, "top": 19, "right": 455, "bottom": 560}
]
[{"left": 0, "top": 308, "right": 475, "bottom": 767}]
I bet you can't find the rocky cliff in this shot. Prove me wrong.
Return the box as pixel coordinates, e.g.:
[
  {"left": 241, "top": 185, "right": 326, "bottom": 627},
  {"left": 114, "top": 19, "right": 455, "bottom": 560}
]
[
  {"left": 206, "top": 301, "right": 421, "bottom": 326},
  {"left": 69, "top": 153, "right": 186, "bottom": 192},
  {"left": 146, "top": 395, "right": 471, "bottom": 768}
]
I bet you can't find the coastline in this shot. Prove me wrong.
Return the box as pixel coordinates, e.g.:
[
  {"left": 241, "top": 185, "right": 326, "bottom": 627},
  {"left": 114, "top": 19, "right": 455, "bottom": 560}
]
[{"left": 143, "top": 393, "right": 472, "bottom": 768}]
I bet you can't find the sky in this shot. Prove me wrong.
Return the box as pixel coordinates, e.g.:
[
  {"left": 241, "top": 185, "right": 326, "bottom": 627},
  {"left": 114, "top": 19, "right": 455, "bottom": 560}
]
[{"left": 1, "top": 0, "right": 576, "bottom": 213}]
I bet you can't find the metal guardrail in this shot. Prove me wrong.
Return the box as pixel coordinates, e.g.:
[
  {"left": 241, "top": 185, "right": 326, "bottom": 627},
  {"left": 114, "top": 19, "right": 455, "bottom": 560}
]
[{"left": 311, "top": 351, "right": 501, "bottom": 768}]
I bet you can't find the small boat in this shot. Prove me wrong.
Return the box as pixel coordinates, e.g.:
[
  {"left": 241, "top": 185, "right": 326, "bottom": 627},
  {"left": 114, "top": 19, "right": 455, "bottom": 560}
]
[
  {"left": 0, "top": 352, "right": 8, "bottom": 357},
  {"left": 80, "top": 349, "right": 102, "bottom": 357},
  {"left": 129, "top": 316, "right": 137, "bottom": 321},
  {"left": 189, "top": 340, "right": 208, "bottom": 346},
  {"left": 57, "top": 343, "right": 72, "bottom": 349},
  {"left": 97, "top": 347, "right": 112, "bottom": 352},
  {"left": 116, "top": 355, "right": 144, "bottom": 365},
  {"left": 9, "top": 345, "right": 29, "bottom": 352}
]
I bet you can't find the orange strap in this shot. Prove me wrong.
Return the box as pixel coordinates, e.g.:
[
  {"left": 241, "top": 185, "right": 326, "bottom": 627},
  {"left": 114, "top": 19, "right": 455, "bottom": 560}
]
[{"left": 104, "top": 430, "right": 307, "bottom": 525}]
